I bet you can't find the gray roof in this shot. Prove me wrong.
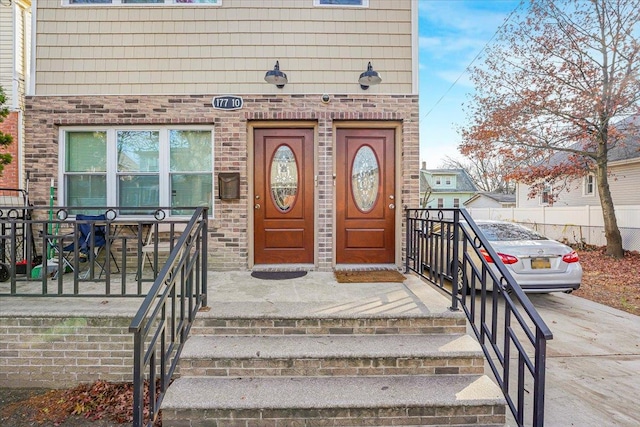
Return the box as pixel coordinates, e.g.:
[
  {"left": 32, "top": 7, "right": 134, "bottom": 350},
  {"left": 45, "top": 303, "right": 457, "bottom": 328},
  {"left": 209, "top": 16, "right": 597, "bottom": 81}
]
[
  {"left": 609, "top": 115, "right": 640, "bottom": 162},
  {"left": 464, "top": 192, "right": 516, "bottom": 205},
  {"left": 540, "top": 115, "right": 640, "bottom": 166}
]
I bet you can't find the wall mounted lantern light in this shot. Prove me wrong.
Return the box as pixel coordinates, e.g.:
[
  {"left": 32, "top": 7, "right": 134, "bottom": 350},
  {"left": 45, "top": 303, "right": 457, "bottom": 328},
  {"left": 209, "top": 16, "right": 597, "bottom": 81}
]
[
  {"left": 264, "top": 60, "right": 288, "bottom": 88},
  {"left": 358, "top": 61, "right": 382, "bottom": 90}
]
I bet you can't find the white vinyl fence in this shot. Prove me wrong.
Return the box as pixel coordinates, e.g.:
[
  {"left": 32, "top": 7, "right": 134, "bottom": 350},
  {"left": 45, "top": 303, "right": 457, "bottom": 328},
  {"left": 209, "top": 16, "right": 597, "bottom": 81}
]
[{"left": 466, "top": 205, "right": 640, "bottom": 251}]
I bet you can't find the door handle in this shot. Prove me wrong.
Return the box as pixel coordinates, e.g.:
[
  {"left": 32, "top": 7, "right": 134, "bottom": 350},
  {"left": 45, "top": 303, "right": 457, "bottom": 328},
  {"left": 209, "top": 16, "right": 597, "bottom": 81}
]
[
  {"left": 255, "top": 204, "right": 261, "bottom": 210},
  {"left": 389, "top": 203, "right": 395, "bottom": 210}
]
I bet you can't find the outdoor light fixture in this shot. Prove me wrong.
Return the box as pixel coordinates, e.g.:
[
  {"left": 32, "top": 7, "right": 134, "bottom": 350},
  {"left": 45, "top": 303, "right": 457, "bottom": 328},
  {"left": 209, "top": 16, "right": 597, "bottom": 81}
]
[
  {"left": 264, "top": 60, "right": 288, "bottom": 88},
  {"left": 358, "top": 61, "right": 382, "bottom": 90}
]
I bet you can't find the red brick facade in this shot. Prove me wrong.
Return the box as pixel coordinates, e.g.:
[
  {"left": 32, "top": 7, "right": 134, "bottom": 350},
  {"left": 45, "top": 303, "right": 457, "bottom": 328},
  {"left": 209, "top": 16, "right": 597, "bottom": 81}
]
[
  {"left": 0, "top": 111, "right": 20, "bottom": 189},
  {"left": 24, "top": 94, "right": 419, "bottom": 271}
]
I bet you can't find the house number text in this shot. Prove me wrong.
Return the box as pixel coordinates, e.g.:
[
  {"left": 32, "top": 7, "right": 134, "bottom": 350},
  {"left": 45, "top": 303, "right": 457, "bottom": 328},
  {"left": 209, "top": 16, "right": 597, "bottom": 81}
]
[{"left": 212, "top": 96, "right": 243, "bottom": 110}]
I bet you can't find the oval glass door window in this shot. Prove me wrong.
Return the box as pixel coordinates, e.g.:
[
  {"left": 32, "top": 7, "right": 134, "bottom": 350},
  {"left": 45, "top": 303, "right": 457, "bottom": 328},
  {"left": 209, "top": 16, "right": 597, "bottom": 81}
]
[
  {"left": 351, "top": 146, "right": 379, "bottom": 212},
  {"left": 270, "top": 145, "right": 298, "bottom": 212}
]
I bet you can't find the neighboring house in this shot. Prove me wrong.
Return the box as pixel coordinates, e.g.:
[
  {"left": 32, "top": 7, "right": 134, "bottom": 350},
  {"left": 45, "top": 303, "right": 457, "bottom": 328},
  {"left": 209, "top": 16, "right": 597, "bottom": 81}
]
[
  {"left": 464, "top": 192, "right": 516, "bottom": 209},
  {"left": 24, "top": 0, "right": 419, "bottom": 271},
  {"left": 419, "top": 165, "right": 478, "bottom": 208},
  {"left": 0, "top": 0, "right": 31, "bottom": 189},
  {"left": 516, "top": 116, "right": 640, "bottom": 207}
]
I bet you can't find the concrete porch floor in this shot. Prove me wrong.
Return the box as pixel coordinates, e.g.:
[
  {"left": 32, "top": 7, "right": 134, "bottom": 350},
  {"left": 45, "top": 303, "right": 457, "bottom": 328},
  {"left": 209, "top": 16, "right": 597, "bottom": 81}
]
[{"left": 0, "top": 270, "right": 457, "bottom": 320}]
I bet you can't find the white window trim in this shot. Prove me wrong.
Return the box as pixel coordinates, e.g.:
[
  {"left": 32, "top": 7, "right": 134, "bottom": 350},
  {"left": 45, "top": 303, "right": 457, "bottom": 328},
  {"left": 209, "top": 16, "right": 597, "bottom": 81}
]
[
  {"left": 64, "top": 0, "right": 222, "bottom": 6},
  {"left": 540, "top": 183, "right": 552, "bottom": 206},
  {"left": 313, "top": 0, "right": 369, "bottom": 8},
  {"left": 58, "top": 125, "right": 215, "bottom": 218},
  {"left": 583, "top": 174, "right": 595, "bottom": 197}
]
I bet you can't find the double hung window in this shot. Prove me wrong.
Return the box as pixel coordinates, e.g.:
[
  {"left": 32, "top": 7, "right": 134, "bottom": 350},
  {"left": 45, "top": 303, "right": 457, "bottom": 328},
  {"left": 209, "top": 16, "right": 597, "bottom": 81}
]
[
  {"left": 583, "top": 174, "right": 595, "bottom": 196},
  {"left": 314, "top": 0, "right": 368, "bottom": 6},
  {"left": 62, "top": 127, "right": 213, "bottom": 216},
  {"left": 66, "top": 1, "right": 221, "bottom": 5},
  {"left": 541, "top": 183, "right": 552, "bottom": 206}
]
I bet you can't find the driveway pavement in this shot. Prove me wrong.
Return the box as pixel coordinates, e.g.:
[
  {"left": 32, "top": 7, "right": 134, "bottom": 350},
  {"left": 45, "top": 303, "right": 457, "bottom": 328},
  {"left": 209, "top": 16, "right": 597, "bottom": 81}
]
[{"left": 507, "top": 292, "right": 640, "bottom": 426}]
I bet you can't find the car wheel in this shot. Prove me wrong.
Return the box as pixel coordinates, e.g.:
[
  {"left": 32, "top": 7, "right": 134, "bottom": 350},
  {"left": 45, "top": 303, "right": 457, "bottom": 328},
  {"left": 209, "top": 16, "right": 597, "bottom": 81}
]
[
  {"left": 454, "top": 263, "right": 468, "bottom": 294},
  {"left": 0, "top": 263, "right": 10, "bottom": 282}
]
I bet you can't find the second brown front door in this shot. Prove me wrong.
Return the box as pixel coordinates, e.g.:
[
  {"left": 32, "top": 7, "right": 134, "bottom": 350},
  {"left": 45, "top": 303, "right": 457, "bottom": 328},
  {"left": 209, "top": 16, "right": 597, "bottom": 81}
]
[
  {"left": 336, "top": 128, "right": 396, "bottom": 264},
  {"left": 254, "top": 128, "right": 314, "bottom": 264}
]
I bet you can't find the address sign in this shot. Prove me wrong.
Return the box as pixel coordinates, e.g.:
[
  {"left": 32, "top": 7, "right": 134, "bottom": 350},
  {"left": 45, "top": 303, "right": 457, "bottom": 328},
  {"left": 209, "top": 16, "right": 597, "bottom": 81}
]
[{"left": 212, "top": 96, "right": 243, "bottom": 111}]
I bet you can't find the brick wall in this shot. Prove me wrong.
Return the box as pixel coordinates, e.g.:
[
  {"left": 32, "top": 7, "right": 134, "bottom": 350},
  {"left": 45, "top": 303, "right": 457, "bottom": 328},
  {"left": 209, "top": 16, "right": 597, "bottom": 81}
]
[
  {"left": 0, "top": 316, "right": 134, "bottom": 388},
  {"left": 0, "top": 111, "right": 20, "bottom": 189},
  {"left": 24, "top": 94, "right": 419, "bottom": 271}
]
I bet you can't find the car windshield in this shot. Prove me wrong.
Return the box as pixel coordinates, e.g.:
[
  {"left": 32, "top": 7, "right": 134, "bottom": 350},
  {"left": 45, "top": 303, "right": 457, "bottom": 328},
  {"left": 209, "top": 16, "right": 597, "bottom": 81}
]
[{"left": 477, "top": 223, "right": 548, "bottom": 241}]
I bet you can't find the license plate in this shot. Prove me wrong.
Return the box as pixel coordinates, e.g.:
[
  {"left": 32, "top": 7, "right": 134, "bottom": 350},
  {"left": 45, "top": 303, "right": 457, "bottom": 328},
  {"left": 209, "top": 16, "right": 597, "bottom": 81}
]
[{"left": 531, "top": 257, "right": 551, "bottom": 269}]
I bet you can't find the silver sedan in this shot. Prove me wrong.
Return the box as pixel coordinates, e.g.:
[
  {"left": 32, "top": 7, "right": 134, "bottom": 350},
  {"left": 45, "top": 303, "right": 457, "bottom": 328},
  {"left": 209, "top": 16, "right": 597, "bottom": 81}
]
[{"left": 464, "top": 220, "right": 582, "bottom": 293}]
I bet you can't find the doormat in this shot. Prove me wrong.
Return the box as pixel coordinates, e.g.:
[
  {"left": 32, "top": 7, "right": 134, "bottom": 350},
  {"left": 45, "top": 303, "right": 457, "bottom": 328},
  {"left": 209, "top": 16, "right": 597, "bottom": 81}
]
[
  {"left": 334, "top": 270, "right": 406, "bottom": 283},
  {"left": 251, "top": 271, "right": 308, "bottom": 280}
]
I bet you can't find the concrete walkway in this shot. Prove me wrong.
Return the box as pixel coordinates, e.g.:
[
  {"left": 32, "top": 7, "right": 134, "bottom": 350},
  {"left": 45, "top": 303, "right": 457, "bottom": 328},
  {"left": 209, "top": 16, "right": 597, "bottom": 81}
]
[{"left": 517, "top": 292, "right": 640, "bottom": 427}]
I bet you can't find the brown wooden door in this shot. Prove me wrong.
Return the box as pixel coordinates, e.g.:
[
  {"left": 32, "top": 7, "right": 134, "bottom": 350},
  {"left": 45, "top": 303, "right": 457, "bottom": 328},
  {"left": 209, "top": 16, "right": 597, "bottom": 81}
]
[
  {"left": 336, "top": 128, "right": 395, "bottom": 264},
  {"left": 254, "top": 128, "right": 314, "bottom": 264}
]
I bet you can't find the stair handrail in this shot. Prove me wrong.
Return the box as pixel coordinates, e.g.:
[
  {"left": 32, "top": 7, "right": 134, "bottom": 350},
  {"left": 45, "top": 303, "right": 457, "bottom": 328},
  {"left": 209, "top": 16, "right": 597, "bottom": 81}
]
[
  {"left": 405, "top": 207, "right": 552, "bottom": 427},
  {"left": 129, "top": 207, "right": 208, "bottom": 427}
]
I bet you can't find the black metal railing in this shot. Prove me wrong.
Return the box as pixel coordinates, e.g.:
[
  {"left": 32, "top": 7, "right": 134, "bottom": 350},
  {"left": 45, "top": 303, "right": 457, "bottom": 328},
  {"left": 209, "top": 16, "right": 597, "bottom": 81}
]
[
  {"left": 0, "top": 205, "right": 209, "bottom": 426},
  {"left": 129, "top": 207, "right": 208, "bottom": 427},
  {"left": 0, "top": 206, "right": 198, "bottom": 296},
  {"left": 405, "top": 208, "right": 553, "bottom": 427}
]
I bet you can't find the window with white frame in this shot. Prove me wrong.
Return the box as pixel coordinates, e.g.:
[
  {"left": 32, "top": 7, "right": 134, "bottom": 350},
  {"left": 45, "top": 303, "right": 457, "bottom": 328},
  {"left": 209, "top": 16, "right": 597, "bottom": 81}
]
[
  {"left": 437, "top": 198, "right": 444, "bottom": 208},
  {"left": 541, "top": 182, "right": 552, "bottom": 205},
  {"left": 61, "top": 127, "right": 213, "bottom": 216},
  {"left": 453, "top": 198, "right": 460, "bottom": 208},
  {"left": 314, "top": 0, "right": 368, "bottom": 7},
  {"left": 583, "top": 174, "right": 595, "bottom": 196},
  {"left": 66, "top": 0, "right": 221, "bottom": 5}
]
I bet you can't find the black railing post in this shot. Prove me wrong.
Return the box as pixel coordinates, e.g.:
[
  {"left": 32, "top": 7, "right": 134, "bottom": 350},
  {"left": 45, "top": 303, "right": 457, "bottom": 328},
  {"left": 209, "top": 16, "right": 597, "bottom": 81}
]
[
  {"left": 405, "top": 208, "right": 410, "bottom": 274},
  {"left": 131, "top": 331, "right": 144, "bottom": 427},
  {"left": 533, "top": 330, "right": 548, "bottom": 427},
  {"left": 201, "top": 208, "right": 208, "bottom": 307},
  {"left": 450, "top": 209, "right": 460, "bottom": 311}
]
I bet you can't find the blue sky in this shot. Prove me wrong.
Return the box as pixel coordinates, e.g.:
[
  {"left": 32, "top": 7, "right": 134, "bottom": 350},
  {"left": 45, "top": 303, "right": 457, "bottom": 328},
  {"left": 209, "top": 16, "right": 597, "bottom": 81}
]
[{"left": 418, "top": 0, "right": 521, "bottom": 168}]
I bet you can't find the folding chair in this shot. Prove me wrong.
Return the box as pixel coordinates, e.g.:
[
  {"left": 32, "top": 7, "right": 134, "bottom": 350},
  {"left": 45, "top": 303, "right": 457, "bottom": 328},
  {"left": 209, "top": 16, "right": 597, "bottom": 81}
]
[
  {"left": 61, "top": 214, "right": 119, "bottom": 278},
  {"left": 139, "top": 222, "right": 187, "bottom": 277}
]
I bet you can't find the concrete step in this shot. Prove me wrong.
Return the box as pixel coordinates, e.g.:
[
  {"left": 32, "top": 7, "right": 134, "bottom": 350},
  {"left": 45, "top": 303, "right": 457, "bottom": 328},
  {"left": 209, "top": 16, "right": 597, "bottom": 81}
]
[
  {"left": 178, "top": 334, "right": 485, "bottom": 378},
  {"left": 161, "top": 375, "right": 506, "bottom": 427},
  {"left": 190, "top": 314, "right": 467, "bottom": 336}
]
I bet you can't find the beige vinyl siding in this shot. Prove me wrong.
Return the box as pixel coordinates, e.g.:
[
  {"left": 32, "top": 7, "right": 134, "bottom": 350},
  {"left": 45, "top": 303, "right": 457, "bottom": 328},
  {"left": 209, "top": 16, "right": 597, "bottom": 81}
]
[
  {"left": 34, "top": 0, "right": 414, "bottom": 96},
  {"left": 0, "top": 1, "right": 30, "bottom": 109},
  {"left": 516, "top": 160, "right": 640, "bottom": 207},
  {"left": 0, "top": 5, "right": 14, "bottom": 106},
  {"left": 608, "top": 161, "right": 640, "bottom": 205}
]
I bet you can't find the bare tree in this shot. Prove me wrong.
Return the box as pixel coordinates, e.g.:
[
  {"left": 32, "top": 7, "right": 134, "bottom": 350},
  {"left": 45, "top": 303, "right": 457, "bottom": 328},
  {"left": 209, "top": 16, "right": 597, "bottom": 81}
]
[
  {"left": 440, "top": 154, "right": 517, "bottom": 194},
  {"left": 461, "top": 0, "right": 640, "bottom": 258}
]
